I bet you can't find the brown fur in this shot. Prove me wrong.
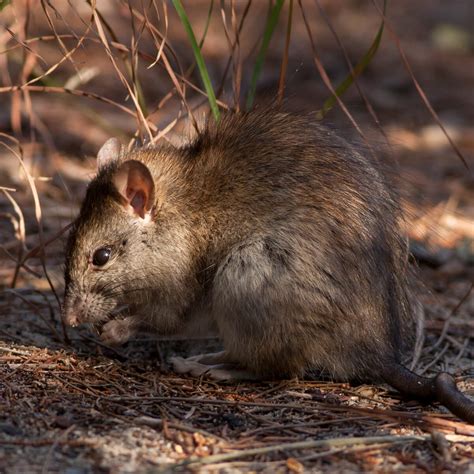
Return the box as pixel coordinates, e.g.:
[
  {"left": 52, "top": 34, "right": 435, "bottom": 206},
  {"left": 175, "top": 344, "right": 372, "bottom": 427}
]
[
  {"left": 64, "top": 109, "right": 412, "bottom": 379},
  {"left": 63, "top": 110, "right": 474, "bottom": 423}
]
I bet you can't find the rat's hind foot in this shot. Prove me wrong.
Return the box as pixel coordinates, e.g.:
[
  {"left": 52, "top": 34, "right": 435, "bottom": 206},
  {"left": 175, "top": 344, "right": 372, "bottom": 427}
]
[{"left": 170, "top": 352, "right": 259, "bottom": 382}]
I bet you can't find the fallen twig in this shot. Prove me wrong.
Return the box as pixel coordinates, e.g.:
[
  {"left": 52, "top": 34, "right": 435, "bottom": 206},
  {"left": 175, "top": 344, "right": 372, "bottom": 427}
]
[{"left": 174, "top": 434, "right": 430, "bottom": 467}]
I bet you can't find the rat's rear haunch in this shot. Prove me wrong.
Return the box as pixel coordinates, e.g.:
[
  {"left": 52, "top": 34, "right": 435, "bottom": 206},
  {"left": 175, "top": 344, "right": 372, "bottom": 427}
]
[{"left": 63, "top": 110, "right": 474, "bottom": 423}]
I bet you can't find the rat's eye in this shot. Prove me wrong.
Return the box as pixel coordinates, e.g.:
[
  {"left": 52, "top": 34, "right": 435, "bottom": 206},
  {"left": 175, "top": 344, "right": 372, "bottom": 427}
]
[{"left": 92, "top": 247, "right": 111, "bottom": 267}]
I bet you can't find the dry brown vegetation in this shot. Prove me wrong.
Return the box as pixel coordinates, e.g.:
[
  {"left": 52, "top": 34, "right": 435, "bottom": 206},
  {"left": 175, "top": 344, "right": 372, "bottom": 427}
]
[{"left": 0, "top": 1, "right": 473, "bottom": 472}]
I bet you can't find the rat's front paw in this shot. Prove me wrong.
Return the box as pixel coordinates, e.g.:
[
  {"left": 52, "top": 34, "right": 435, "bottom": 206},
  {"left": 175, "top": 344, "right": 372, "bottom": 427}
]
[{"left": 100, "top": 318, "right": 138, "bottom": 345}]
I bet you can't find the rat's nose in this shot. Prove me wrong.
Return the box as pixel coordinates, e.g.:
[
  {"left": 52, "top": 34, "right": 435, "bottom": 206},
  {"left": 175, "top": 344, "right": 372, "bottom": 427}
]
[{"left": 62, "top": 297, "right": 81, "bottom": 327}]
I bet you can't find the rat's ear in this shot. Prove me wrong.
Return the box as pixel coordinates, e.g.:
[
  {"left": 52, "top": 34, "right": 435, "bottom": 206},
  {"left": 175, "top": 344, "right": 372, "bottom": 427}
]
[
  {"left": 97, "top": 138, "right": 122, "bottom": 170},
  {"left": 112, "top": 160, "right": 155, "bottom": 220}
]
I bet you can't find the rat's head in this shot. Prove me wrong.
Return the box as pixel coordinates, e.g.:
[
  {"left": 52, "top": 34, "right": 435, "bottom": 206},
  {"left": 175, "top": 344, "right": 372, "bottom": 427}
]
[{"left": 63, "top": 138, "right": 158, "bottom": 328}]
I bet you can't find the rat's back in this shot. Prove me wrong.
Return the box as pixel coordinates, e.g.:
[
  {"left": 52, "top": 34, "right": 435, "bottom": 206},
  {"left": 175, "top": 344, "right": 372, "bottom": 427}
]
[{"left": 180, "top": 111, "right": 394, "bottom": 232}]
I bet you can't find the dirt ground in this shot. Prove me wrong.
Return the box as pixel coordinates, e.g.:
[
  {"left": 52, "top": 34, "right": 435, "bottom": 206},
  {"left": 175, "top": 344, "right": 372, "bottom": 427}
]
[{"left": 0, "top": 1, "right": 473, "bottom": 472}]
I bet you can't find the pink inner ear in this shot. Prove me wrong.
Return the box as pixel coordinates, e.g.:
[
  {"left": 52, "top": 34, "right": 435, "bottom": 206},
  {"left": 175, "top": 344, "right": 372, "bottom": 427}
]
[
  {"left": 113, "top": 160, "right": 154, "bottom": 219},
  {"left": 126, "top": 187, "right": 147, "bottom": 218}
]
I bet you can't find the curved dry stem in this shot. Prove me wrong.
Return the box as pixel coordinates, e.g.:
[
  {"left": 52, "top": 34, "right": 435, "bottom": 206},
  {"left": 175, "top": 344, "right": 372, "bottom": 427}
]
[
  {"left": 298, "top": 0, "right": 377, "bottom": 161},
  {"left": 369, "top": 0, "right": 468, "bottom": 168}
]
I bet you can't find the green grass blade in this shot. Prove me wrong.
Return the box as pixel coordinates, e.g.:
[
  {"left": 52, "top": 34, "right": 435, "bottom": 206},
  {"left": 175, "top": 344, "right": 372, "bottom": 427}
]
[
  {"left": 316, "top": 0, "right": 388, "bottom": 119},
  {"left": 246, "top": 0, "right": 285, "bottom": 110},
  {"left": 0, "top": 0, "right": 11, "bottom": 11},
  {"left": 172, "top": 0, "right": 220, "bottom": 121},
  {"left": 182, "top": 0, "right": 213, "bottom": 78}
]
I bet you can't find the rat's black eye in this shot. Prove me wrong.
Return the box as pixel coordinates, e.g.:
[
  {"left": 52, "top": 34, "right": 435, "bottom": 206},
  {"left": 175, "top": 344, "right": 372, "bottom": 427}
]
[{"left": 92, "top": 247, "right": 111, "bottom": 267}]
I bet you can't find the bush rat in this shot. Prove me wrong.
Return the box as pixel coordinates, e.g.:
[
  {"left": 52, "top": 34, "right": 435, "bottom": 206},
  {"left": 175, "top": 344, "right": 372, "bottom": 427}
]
[{"left": 63, "top": 110, "right": 474, "bottom": 423}]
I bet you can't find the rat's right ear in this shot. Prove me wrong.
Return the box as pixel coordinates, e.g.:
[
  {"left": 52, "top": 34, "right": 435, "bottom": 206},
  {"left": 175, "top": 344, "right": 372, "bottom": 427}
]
[{"left": 97, "top": 137, "right": 122, "bottom": 170}]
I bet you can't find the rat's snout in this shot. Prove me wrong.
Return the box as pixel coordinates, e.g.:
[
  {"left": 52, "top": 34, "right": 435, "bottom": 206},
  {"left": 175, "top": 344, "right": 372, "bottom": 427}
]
[
  {"left": 62, "top": 285, "right": 116, "bottom": 328},
  {"left": 62, "top": 295, "right": 83, "bottom": 327},
  {"left": 62, "top": 286, "right": 94, "bottom": 327}
]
